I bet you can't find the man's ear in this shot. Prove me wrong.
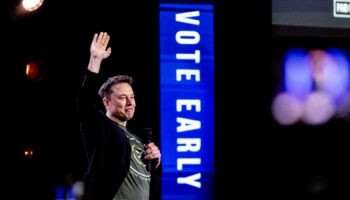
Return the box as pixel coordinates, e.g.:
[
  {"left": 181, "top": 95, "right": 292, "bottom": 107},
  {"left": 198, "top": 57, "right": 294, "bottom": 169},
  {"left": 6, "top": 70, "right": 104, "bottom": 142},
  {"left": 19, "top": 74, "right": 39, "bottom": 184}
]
[{"left": 102, "top": 97, "right": 109, "bottom": 108}]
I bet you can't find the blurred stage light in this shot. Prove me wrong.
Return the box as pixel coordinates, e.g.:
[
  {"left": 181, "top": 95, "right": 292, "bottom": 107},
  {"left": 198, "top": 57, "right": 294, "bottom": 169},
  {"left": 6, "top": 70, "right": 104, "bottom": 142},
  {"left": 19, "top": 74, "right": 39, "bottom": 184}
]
[
  {"left": 24, "top": 147, "right": 34, "bottom": 158},
  {"left": 273, "top": 48, "right": 350, "bottom": 125},
  {"left": 26, "top": 60, "right": 46, "bottom": 81},
  {"left": 272, "top": 92, "right": 303, "bottom": 125},
  {"left": 22, "top": 0, "right": 44, "bottom": 12}
]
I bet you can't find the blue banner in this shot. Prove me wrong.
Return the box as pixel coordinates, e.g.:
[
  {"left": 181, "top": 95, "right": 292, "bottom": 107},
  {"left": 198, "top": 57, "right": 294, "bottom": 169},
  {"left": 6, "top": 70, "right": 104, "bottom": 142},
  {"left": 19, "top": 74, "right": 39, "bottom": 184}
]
[{"left": 159, "top": 2, "right": 214, "bottom": 200}]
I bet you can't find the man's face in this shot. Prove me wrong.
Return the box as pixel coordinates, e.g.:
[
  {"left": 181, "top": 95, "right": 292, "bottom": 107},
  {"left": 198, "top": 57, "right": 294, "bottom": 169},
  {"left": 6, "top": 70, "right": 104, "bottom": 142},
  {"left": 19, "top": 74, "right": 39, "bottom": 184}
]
[{"left": 105, "top": 82, "right": 136, "bottom": 122}]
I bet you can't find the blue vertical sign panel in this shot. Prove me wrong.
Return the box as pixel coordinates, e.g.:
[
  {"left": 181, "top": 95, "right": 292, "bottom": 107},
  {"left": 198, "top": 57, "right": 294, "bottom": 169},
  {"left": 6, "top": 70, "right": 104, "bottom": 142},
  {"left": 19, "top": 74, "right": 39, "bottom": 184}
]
[{"left": 159, "top": 2, "right": 214, "bottom": 200}]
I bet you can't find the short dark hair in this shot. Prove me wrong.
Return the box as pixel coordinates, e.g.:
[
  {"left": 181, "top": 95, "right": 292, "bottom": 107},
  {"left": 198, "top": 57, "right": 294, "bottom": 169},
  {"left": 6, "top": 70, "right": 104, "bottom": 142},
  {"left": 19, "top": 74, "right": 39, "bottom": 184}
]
[{"left": 98, "top": 75, "right": 134, "bottom": 98}]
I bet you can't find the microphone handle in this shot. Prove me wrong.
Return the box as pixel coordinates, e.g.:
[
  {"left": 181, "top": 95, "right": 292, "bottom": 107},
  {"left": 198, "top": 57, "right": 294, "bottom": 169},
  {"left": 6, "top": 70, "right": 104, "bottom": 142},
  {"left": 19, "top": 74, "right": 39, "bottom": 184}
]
[{"left": 145, "top": 128, "right": 153, "bottom": 171}]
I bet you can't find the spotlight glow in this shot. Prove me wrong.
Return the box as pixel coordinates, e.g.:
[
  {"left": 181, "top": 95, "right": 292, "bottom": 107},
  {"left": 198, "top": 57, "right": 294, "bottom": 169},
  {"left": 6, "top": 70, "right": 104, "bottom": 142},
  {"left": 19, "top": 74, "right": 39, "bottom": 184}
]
[{"left": 22, "top": 0, "right": 44, "bottom": 12}]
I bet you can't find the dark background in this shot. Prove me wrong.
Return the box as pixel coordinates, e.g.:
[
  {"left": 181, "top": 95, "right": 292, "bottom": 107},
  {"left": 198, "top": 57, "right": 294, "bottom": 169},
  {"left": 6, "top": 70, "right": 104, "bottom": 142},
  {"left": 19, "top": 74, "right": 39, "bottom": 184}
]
[
  {"left": 271, "top": 1, "right": 350, "bottom": 199},
  {"left": 0, "top": 0, "right": 274, "bottom": 199}
]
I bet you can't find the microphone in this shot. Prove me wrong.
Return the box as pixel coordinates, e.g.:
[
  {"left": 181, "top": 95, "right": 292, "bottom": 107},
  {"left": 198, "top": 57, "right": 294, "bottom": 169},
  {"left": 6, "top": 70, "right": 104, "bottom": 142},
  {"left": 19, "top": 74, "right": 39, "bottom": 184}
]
[{"left": 144, "top": 128, "right": 153, "bottom": 171}]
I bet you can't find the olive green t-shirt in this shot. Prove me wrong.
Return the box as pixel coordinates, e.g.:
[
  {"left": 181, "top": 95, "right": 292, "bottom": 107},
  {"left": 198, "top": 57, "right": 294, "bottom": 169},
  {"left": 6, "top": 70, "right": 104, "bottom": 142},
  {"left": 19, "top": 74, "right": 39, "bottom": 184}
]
[{"left": 114, "top": 127, "right": 151, "bottom": 200}]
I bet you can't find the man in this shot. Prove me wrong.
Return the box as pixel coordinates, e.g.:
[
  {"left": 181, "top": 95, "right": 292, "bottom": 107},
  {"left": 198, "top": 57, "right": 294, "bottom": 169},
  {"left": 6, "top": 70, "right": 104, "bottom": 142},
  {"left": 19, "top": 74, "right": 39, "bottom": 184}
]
[{"left": 77, "top": 32, "right": 161, "bottom": 200}]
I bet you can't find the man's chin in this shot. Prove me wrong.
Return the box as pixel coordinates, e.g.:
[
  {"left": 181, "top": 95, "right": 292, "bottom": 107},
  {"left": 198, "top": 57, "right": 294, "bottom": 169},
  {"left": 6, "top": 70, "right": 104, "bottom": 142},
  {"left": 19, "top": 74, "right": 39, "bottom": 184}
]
[{"left": 117, "top": 115, "right": 133, "bottom": 122}]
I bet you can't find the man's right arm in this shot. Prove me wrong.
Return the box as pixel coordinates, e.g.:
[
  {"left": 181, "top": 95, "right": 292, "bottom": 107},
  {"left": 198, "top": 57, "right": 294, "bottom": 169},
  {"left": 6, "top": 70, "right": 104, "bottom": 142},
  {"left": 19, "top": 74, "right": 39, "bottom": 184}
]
[{"left": 77, "top": 32, "right": 111, "bottom": 160}]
